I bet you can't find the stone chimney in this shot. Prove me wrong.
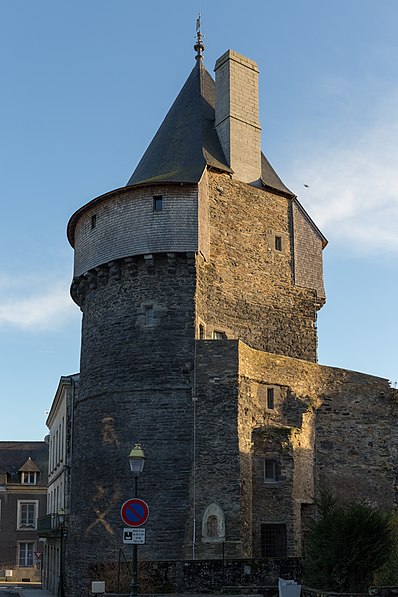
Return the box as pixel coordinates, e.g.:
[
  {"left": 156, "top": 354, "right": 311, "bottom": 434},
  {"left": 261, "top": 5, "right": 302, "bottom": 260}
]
[{"left": 214, "top": 50, "right": 262, "bottom": 184}]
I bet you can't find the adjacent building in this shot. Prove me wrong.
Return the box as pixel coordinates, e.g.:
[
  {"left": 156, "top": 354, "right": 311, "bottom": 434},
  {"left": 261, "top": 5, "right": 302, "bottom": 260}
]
[
  {"left": 0, "top": 441, "right": 48, "bottom": 582},
  {"left": 38, "top": 374, "right": 78, "bottom": 595}
]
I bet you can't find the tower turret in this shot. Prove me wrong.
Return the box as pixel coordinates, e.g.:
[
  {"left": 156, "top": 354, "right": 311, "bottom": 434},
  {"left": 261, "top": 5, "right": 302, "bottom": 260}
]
[{"left": 66, "top": 42, "right": 326, "bottom": 596}]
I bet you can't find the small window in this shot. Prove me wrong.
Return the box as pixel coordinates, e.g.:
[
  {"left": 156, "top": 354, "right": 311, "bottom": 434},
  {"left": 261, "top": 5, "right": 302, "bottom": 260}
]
[
  {"left": 199, "top": 324, "right": 206, "bottom": 339},
  {"left": 91, "top": 214, "right": 97, "bottom": 230},
  {"left": 153, "top": 195, "right": 163, "bottom": 211},
  {"left": 275, "top": 236, "right": 282, "bottom": 251},
  {"left": 261, "top": 523, "right": 287, "bottom": 557},
  {"left": 21, "top": 472, "right": 37, "bottom": 485},
  {"left": 212, "top": 330, "right": 227, "bottom": 340},
  {"left": 266, "top": 388, "right": 275, "bottom": 410},
  {"left": 145, "top": 305, "right": 154, "bottom": 326},
  {"left": 264, "top": 459, "right": 277, "bottom": 482},
  {"left": 19, "top": 542, "right": 34, "bottom": 567},
  {"left": 17, "top": 501, "right": 38, "bottom": 530}
]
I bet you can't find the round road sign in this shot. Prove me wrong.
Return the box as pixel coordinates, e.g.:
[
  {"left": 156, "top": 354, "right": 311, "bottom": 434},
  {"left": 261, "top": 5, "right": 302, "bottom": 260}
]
[{"left": 120, "top": 498, "right": 149, "bottom": 527}]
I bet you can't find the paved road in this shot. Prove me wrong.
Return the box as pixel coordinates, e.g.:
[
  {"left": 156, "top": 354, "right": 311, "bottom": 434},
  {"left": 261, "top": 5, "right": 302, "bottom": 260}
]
[{"left": 0, "top": 588, "right": 52, "bottom": 597}]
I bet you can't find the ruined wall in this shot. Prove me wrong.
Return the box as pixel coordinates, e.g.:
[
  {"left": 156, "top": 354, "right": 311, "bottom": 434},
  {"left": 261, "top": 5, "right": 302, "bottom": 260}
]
[
  {"left": 196, "top": 171, "right": 319, "bottom": 361},
  {"left": 238, "top": 341, "right": 397, "bottom": 558}
]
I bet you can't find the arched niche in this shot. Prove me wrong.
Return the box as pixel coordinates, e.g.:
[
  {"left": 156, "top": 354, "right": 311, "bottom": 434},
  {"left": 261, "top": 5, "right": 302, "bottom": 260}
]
[{"left": 201, "top": 503, "right": 225, "bottom": 543}]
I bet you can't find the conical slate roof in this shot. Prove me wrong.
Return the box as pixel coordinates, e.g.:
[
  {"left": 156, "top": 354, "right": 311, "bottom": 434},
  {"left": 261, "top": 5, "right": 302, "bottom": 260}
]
[
  {"left": 127, "top": 60, "right": 232, "bottom": 186},
  {"left": 127, "top": 58, "right": 293, "bottom": 197}
]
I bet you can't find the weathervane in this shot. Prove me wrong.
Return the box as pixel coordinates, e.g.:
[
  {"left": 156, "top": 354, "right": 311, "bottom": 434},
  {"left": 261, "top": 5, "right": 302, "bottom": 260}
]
[{"left": 194, "top": 13, "right": 205, "bottom": 60}]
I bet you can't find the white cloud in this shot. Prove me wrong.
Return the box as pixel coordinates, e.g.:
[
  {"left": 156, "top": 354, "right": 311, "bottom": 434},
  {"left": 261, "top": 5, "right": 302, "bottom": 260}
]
[
  {"left": 0, "top": 276, "right": 78, "bottom": 331},
  {"left": 287, "top": 91, "right": 398, "bottom": 255}
]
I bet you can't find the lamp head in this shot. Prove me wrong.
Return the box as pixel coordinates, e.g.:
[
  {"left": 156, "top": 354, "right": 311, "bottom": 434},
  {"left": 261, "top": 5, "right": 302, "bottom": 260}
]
[{"left": 128, "top": 443, "right": 145, "bottom": 477}]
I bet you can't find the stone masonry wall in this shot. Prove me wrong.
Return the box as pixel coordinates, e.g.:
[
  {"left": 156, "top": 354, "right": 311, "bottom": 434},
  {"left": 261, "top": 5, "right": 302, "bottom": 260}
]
[
  {"left": 237, "top": 341, "right": 397, "bottom": 558},
  {"left": 237, "top": 369, "right": 315, "bottom": 558},
  {"left": 66, "top": 253, "right": 197, "bottom": 596},
  {"left": 73, "top": 184, "right": 199, "bottom": 276},
  {"left": 196, "top": 171, "right": 319, "bottom": 361},
  {"left": 192, "top": 340, "right": 242, "bottom": 559}
]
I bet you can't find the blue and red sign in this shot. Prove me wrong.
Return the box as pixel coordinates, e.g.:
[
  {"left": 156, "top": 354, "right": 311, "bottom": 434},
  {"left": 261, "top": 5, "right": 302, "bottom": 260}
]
[{"left": 120, "top": 498, "right": 149, "bottom": 527}]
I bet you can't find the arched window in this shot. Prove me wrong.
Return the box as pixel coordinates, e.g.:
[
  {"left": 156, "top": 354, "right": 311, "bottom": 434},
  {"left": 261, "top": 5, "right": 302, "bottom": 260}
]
[
  {"left": 202, "top": 503, "right": 225, "bottom": 543},
  {"left": 207, "top": 515, "right": 218, "bottom": 537}
]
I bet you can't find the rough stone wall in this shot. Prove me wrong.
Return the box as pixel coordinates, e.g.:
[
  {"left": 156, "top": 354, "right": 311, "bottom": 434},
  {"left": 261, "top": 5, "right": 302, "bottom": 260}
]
[
  {"left": 238, "top": 341, "right": 397, "bottom": 557},
  {"left": 315, "top": 377, "right": 398, "bottom": 507},
  {"left": 292, "top": 201, "right": 325, "bottom": 302},
  {"left": 251, "top": 426, "right": 297, "bottom": 557},
  {"left": 73, "top": 184, "right": 199, "bottom": 276},
  {"left": 196, "top": 171, "right": 318, "bottom": 361},
  {"left": 192, "top": 340, "right": 242, "bottom": 559},
  {"left": 237, "top": 367, "right": 314, "bottom": 558},
  {"left": 66, "top": 253, "right": 197, "bottom": 596},
  {"left": 198, "top": 170, "right": 210, "bottom": 260}
]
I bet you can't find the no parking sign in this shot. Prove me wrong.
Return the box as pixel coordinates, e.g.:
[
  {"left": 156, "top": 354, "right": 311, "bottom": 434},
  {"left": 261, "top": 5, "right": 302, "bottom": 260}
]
[{"left": 120, "top": 498, "right": 149, "bottom": 527}]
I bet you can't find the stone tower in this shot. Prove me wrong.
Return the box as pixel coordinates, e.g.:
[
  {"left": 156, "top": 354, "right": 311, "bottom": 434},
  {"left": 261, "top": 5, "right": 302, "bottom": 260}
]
[{"left": 66, "top": 42, "right": 330, "bottom": 594}]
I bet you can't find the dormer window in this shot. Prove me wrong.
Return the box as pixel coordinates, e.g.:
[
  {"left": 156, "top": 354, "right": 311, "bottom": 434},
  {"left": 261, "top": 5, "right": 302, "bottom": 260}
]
[
  {"left": 21, "top": 472, "right": 37, "bottom": 485},
  {"left": 19, "top": 458, "right": 40, "bottom": 486}
]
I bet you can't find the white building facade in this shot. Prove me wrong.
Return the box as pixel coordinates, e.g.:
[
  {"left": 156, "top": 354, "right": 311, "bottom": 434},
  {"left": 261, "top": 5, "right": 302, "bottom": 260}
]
[{"left": 39, "top": 374, "right": 78, "bottom": 595}]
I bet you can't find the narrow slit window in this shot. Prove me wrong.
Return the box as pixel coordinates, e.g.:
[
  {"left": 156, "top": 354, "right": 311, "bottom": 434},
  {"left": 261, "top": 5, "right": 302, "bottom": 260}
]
[
  {"left": 275, "top": 236, "right": 282, "bottom": 251},
  {"left": 91, "top": 214, "right": 97, "bottom": 230},
  {"left": 153, "top": 195, "right": 163, "bottom": 211},
  {"left": 266, "top": 387, "right": 275, "bottom": 410},
  {"left": 264, "top": 459, "right": 277, "bottom": 482},
  {"left": 145, "top": 305, "right": 154, "bottom": 326}
]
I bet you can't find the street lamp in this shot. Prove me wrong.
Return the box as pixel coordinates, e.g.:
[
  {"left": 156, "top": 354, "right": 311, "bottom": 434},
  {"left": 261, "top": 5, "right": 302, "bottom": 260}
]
[
  {"left": 128, "top": 443, "right": 145, "bottom": 597},
  {"left": 57, "top": 508, "right": 66, "bottom": 597}
]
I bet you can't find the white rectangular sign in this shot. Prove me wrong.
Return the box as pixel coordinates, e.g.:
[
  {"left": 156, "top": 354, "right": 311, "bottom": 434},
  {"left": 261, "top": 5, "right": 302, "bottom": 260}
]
[{"left": 123, "top": 528, "right": 146, "bottom": 544}]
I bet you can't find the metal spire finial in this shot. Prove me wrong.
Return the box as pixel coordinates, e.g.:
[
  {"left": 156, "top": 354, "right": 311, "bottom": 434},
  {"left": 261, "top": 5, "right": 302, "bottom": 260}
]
[{"left": 194, "top": 13, "right": 205, "bottom": 61}]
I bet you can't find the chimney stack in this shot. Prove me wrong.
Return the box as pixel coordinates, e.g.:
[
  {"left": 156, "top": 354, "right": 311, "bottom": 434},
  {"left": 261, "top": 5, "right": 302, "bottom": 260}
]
[{"left": 215, "top": 50, "right": 262, "bottom": 184}]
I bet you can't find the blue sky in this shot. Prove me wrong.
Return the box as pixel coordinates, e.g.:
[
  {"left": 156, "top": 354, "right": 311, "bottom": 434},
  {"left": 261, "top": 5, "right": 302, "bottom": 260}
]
[{"left": 1, "top": 1, "right": 397, "bottom": 440}]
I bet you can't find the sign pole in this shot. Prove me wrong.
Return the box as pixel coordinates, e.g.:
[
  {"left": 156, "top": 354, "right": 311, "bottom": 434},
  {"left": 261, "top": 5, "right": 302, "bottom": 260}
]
[{"left": 130, "top": 476, "right": 138, "bottom": 597}]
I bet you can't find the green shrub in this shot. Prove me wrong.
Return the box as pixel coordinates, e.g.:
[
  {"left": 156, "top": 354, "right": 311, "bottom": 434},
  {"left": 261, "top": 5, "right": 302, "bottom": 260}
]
[
  {"left": 373, "top": 509, "right": 398, "bottom": 585},
  {"left": 303, "top": 491, "right": 394, "bottom": 592}
]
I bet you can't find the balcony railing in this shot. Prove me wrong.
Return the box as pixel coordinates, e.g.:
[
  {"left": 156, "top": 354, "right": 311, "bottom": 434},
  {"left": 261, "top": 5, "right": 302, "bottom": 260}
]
[{"left": 37, "top": 513, "right": 61, "bottom": 536}]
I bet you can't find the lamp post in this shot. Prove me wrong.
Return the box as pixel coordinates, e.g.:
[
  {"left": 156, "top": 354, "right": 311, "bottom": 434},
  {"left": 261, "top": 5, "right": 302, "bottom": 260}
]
[
  {"left": 128, "top": 443, "right": 145, "bottom": 597},
  {"left": 57, "top": 508, "right": 66, "bottom": 597}
]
